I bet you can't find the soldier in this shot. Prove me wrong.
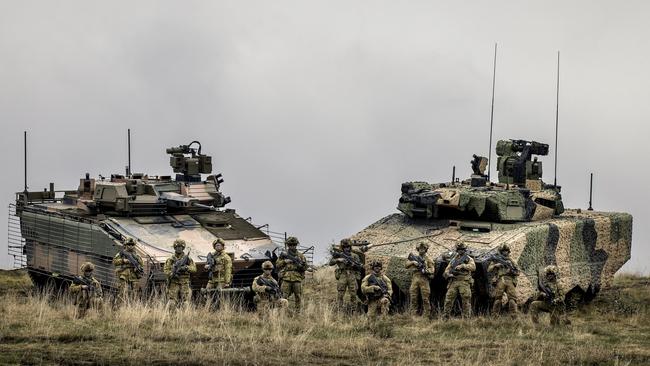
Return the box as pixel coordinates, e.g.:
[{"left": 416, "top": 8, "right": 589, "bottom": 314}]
[
  {"left": 164, "top": 239, "right": 197, "bottom": 309},
  {"left": 361, "top": 260, "right": 393, "bottom": 321},
  {"left": 487, "top": 244, "right": 520, "bottom": 316},
  {"left": 252, "top": 260, "right": 288, "bottom": 315},
  {"left": 112, "top": 237, "right": 144, "bottom": 305},
  {"left": 405, "top": 242, "right": 435, "bottom": 316},
  {"left": 69, "top": 262, "right": 103, "bottom": 318},
  {"left": 329, "top": 238, "right": 364, "bottom": 310},
  {"left": 530, "top": 265, "right": 571, "bottom": 325},
  {"left": 205, "top": 237, "right": 232, "bottom": 290},
  {"left": 443, "top": 242, "right": 476, "bottom": 318},
  {"left": 276, "top": 236, "right": 307, "bottom": 312}
]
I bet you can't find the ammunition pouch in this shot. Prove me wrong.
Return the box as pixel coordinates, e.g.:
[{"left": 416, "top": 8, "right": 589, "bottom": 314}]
[{"left": 335, "top": 268, "right": 341, "bottom": 280}]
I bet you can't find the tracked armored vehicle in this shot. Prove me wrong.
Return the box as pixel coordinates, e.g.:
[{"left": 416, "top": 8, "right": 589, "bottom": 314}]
[
  {"left": 9, "top": 141, "right": 310, "bottom": 293},
  {"left": 351, "top": 139, "right": 632, "bottom": 311}
]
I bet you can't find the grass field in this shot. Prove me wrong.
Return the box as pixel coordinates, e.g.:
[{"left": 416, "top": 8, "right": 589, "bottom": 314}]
[{"left": 0, "top": 267, "right": 648, "bottom": 365}]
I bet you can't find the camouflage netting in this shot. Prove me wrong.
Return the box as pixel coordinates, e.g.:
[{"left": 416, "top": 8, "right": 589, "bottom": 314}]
[{"left": 351, "top": 209, "right": 632, "bottom": 304}]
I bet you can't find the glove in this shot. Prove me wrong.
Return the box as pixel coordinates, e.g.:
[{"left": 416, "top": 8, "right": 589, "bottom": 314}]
[
  {"left": 372, "top": 285, "right": 381, "bottom": 291},
  {"left": 336, "top": 258, "right": 345, "bottom": 264},
  {"left": 224, "top": 283, "right": 230, "bottom": 288},
  {"left": 180, "top": 265, "right": 189, "bottom": 272}
]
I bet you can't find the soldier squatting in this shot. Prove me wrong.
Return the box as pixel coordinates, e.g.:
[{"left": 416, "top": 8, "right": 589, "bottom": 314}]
[{"left": 69, "top": 236, "right": 571, "bottom": 326}]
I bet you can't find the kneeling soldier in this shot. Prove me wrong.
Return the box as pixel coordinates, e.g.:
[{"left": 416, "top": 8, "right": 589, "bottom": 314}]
[
  {"left": 70, "top": 262, "right": 103, "bottom": 318},
  {"left": 487, "top": 244, "right": 520, "bottom": 315},
  {"left": 361, "top": 260, "right": 393, "bottom": 321},
  {"left": 164, "top": 239, "right": 196, "bottom": 309},
  {"left": 443, "top": 242, "right": 476, "bottom": 318},
  {"left": 530, "top": 265, "right": 571, "bottom": 326},
  {"left": 276, "top": 236, "right": 307, "bottom": 312},
  {"left": 252, "top": 261, "right": 288, "bottom": 315},
  {"left": 406, "top": 242, "right": 435, "bottom": 316}
]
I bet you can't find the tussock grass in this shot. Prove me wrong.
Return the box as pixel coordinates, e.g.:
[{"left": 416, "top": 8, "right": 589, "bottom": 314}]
[{"left": 0, "top": 268, "right": 649, "bottom": 365}]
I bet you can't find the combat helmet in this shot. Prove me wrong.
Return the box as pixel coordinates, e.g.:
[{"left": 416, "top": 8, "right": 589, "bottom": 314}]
[
  {"left": 543, "top": 265, "right": 558, "bottom": 280},
  {"left": 125, "top": 237, "right": 136, "bottom": 246},
  {"left": 262, "top": 260, "right": 274, "bottom": 270},
  {"left": 340, "top": 238, "right": 352, "bottom": 248},
  {"left": 456, "top": 242, "right": 468, "bottom": 251},
  {"left": 173, "top": 239, "right": 186, "bottom": 248},
  {"left": 80, "top": 262, "right": 95, "bottom": 272},
  {"left": 212, "top": 237, "right": 225, "bottom": 248},
  {"left": 416, "top": 242, "right": 429, "bottom": 251},
  {"left": 499, "top": 244, "right": 510, "bottom": 254},
  {"left": 369, "top": 259, "right": 383, "bottom": 269},
  {"left": 285, "top": 236, "right": 299, "bottom": 246}
]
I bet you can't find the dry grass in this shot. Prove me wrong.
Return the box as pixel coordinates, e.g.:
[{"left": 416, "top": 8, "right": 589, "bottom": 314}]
[{"left": 0, "top": 267, "right": 649, "bottom": 365}]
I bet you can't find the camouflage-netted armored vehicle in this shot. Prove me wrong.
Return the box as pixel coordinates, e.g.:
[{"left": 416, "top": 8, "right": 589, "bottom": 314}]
[
  {"left": 350, "top": 139, "right": 632, "bottom": 311},
  {"left": 9, "top": 141, "right": 309, "bottom": 294}
]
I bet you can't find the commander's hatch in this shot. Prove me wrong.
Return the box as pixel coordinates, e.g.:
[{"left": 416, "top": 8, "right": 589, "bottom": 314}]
[{"left": 193, "top": 211, "right": 268, "bottom": 241}]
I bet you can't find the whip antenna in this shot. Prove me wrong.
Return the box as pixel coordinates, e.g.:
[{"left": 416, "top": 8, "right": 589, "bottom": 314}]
[
  {"left": 487, "top": 43, "right": 498, "bottom": 181},
  {"left": 554, "top": 51, "right": 560, "bottom": 187},
  {"left": 23, "top": 131, "right": 27, "bottom": 192},
  {"left": 127, "top": 129, "right": 132, "bottom": 176}
]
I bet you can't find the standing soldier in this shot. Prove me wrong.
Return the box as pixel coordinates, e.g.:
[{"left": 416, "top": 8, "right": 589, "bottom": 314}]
[
  {"left": 406, "top": 242, "right": 435, "bottom": 317},
  {"left": 70, "top": 262, "right": 103, "bottom": 318},
  {"left": 329, "top": 239, "right": 364, "bottom": 311},
  {"left": 276, "top": 236, "right": 307, "bottom": 312},
  {"left": 361, "top": 260, "right": 393, "bottom": 321},
  {"left": 443, "top": 242, "right": 476, "bottom": 318},
  {"left": 252, "top": 260, "right": 288, "bottom": 315},
  {"left": 164, "top": 239, "right": 197, "bottom": 309},
  {"left": 487, "top": 244, "right": 520, "bottom": 316},
  {"left": 205, "top": 238, "right": 232, "bottom": 290},
  {"left": 530, "top": 265, "right": 571, "bottom": 325},
  {"left": 112, "top": 237, "right": 144, "bottom": 305}
]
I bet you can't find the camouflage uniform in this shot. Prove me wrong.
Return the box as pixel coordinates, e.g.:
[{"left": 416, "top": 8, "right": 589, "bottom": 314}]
[
  {"left": 361, "top": 260, "right": 393, "bottom": 321},
  {"left": 487, "top": 244, "right": 520, "bottom": 315},
  {"left": 205, "top": 238, "right": 232, "bottom": 290},
  {"left": 530, "top": 265, "right": 571, "bottom": 325},
  {"left": 164, "top": 239, "right": 197, "bottom": 309},
  {"left": 405, "top": 242, "right": 435, "bottom": 316},
  {"left": 276, "top": 237, "right": 307, "bottom": 312},
  {"left": 253, "top": 261, "right": 288, "bottom": 315},
  {"left": 329, "top": 239, "right": 364, "bottom": 309},
  {"left": 443, "top": 242, "right": 476, "bottom": 317},
  {"left": 69, "top": 262, "right": 103, "bottom": 318},
  {"left": 112, "top": 237, "right": 144, "bottom": 304}
]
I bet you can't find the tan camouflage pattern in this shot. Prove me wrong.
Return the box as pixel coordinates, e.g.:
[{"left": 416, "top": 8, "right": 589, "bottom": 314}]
[{"left": 352, "top": 209, "right": 632, "bottom": 304}]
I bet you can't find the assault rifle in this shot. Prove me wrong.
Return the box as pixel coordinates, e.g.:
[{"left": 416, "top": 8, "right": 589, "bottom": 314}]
[
  {"left": 168, "top": 249, "right": 191, "bottom": 284},
  {"left": 330, "top": 250, "right": 363, "bottom": 271},
  {"left": 408, "top": 253, "right": 429, "bottom": 275},
  {"left": 279, "top": 250, "right": 306, "bottom": 269},
  {"left": 367, "top": 274, "right": 391, "bottom": 303},
  {"left": 73, "top": 275, "right": 97, "bottom": 296},
  {"left": 256, "top": 276, "right": 282, "bottom": 299},
  {"left": 449, "top": 253, "right": 470, "bottom": 277},
  {"left": 119, "top": 249, "right": 144, "bottom": 278},
  {"left": 206, "top": 252, "right": 216, "bottom": 280},
  {"left": 489, "top": 253, "right": 520, "bottom": 276}
]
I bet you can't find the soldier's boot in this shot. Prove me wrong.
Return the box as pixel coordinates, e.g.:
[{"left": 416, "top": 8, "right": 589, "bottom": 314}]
[
  {"left": 531, "top": 310, "right": 541, "bottom": 324},
  {"left": 337, "top": 291, "right": 346, "bottom": 311},
  {"left": 507, "top": 299, "right": 518, "bottom": 316},
  {"left": 491, "top": 299, "right": 502, "bottom": 316},
  {"left": 550, "top": 313, "right": 560, "bottom": 326}
]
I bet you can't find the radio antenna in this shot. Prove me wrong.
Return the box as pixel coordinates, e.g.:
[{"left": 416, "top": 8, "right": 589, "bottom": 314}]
[
  {"left": 23, "top": 131, "right": 28, "bottom": 192},
  {"left": 487, "top": 43, "right": 498, "bottom": 181},
  {"left": 127, "top": 129, "right": 132, "bottom": 177},
  {"left": 554, "top": 51, "right": 560, "bottom": 187}
]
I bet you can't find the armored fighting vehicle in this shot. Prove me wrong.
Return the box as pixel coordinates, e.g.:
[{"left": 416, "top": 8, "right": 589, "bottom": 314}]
[
  {"left": 10, "top": 141, "right": 307, "bottom": 294},
  {"left": 351, "top": 139, "right": 632, "bottom": 311}
]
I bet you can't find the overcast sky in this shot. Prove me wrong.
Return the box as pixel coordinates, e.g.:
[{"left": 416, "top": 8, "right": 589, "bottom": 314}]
[{"left": 1, "top": 1, "right": 648, "bottom": 273}]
